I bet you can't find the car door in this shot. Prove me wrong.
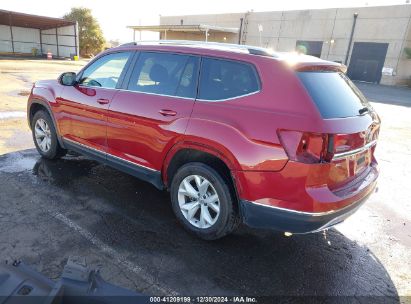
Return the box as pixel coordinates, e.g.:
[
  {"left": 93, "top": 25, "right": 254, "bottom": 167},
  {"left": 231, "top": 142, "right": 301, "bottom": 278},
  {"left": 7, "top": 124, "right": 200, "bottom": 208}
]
[
  {"left": 106, "top": 52, "right": 200, "bottom": 171},
  {"left": 58, "top": 51, "right": 133, "bottom": 152}
]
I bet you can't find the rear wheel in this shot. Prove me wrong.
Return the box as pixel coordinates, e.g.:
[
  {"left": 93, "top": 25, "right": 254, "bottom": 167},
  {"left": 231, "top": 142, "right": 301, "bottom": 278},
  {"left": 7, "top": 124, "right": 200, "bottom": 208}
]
[
  {"left": 170, "top": 162, "right": 239, "bottom": 240},
  {"left": 31, "top": 110, "right": 66, "bottom": 159}
]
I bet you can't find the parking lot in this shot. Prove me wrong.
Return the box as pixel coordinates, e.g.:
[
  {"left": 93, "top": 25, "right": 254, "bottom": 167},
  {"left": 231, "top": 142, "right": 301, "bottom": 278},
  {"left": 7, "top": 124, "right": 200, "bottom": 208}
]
[{"left": 0, "top": 59, "right": 410, "bottom": 300}]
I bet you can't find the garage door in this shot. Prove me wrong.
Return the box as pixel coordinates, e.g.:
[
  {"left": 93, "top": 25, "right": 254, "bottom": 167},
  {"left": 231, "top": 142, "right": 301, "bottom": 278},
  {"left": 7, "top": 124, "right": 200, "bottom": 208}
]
[{"left": 347, "top": 42, "right": 388, "bottom": 83}]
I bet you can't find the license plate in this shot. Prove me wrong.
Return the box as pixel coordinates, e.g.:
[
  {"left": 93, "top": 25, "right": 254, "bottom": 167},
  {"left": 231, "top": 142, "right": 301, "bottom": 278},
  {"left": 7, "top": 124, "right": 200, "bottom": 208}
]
[{"left": 354, "top": 150, "right": 370, "bottom": 175}]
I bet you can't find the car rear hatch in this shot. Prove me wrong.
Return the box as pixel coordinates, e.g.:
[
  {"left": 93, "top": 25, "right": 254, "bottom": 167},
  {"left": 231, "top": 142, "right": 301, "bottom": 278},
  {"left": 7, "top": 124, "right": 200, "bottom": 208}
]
[
  {"left": 300, "top": 69, "right": 380, "bottom": 192},
  {"left": 284, "top": 68, "right": 380, "bottom": 196}
]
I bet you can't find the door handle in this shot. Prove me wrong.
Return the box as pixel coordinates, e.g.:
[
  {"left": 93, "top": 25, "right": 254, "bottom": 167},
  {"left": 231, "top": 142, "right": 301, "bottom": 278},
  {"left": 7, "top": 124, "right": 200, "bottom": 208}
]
[
  {"left": 159, "top": 109, "right": 177, "bottom": 116},
  {"left": 97, "top": 98, "right": 110, "bottom": 105}
]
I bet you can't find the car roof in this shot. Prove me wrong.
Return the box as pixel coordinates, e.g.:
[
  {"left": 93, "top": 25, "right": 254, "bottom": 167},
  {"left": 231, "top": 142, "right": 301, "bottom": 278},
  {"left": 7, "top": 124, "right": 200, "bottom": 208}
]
[
  {"left": 116, "top": 40, "right": 278, "bottom": 57},
  {"left": 111, "top": 40, "right": 346, "bottom": 73}
]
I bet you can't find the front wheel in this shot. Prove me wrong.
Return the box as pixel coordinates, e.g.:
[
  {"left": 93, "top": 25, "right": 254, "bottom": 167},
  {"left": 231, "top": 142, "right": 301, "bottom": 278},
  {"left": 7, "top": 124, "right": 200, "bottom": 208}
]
[
  {"left": 170, "top": 162, "right": 239, "bottom": 240},
  {"left": 31, "top": 110, "right": 66, "bottom": 159}
]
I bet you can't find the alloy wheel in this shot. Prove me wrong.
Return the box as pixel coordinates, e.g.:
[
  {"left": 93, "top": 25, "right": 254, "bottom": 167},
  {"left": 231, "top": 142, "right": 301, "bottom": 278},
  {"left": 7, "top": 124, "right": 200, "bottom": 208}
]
[
  {"left": 178, "top": 175, "right": 220, "bottom": 229},
  {"left": 34, "top": 118, "right": 52, "bottom": 152}
]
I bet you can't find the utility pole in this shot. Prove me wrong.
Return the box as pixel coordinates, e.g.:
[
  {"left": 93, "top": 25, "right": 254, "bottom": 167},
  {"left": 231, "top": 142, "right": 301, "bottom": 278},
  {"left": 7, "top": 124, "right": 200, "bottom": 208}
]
[{"left": 345, "top": 13, "right": 358, "bottom": 65}]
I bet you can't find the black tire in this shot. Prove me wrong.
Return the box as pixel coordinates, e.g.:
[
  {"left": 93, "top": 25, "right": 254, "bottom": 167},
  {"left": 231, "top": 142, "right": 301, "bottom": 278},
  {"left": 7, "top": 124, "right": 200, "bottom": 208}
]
[
  {"left": 31, "top": 110, "right": 66, "bottom": 159},
  {"left": 170, "top": 162, "right": 239, "bottom": 240}
]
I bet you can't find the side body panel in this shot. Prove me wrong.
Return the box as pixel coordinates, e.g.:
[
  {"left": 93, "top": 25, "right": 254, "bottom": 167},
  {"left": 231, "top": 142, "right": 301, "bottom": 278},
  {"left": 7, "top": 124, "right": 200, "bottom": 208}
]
[
  {"left": 57, "top": 85, "right": 116, "bottom": 152},
  {"left": 185, "top": 54, "right": 315, "bottom": 172},
  {"left": 29, "top": 80, "right": 65, "bottom": 134},
  {"left": 106, "top": 91, "right": 195, "bottom": 171}
]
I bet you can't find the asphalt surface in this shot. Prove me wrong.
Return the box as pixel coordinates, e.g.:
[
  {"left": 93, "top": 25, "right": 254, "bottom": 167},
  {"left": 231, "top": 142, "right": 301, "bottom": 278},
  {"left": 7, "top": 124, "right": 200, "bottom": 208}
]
[
  {"left": 0, "top": 148, "right": 406, "bottom": 301},
  {"left": 354, "top": 81, "right": 411, "bottom": 107}
]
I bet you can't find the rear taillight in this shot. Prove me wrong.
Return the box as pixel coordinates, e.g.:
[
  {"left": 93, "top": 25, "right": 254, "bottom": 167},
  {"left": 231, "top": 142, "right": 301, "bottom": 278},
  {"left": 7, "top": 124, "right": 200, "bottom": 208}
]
[
  {"left": 277, "top": 130, "right": 370, "bottom": 164},
  {"left": 277, "top": 130, "right": 329, "bottom": 164},
  {"left": 330, "top": 133, "right": 364, "bottom": 153}
]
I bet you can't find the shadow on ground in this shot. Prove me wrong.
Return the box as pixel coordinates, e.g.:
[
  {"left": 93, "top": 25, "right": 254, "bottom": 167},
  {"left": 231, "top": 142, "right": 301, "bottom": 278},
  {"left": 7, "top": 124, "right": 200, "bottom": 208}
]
[{"left": 0, "top": 149, "right": 400, "bottom": 300}]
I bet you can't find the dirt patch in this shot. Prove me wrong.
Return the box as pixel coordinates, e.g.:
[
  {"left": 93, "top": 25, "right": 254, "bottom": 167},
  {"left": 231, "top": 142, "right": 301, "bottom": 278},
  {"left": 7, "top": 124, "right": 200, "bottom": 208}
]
[
  {"left": 18, "top": 90, "right": 31, "bottom": 96},
  {"left": 0, "top": 118, "right": 32, "bottom": 155},
  {"left": 0, "top": 59, "right": 85, "bottom": 113},
  {"left": 0, "top": 59, "right": 87, "bottom": 155}
]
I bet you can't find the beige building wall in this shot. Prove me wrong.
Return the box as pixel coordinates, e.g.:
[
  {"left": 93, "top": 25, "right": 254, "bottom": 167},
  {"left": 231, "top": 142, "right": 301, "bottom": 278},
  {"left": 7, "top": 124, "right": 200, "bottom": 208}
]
[
  {"left": 161, "top": 13, "right": 244, "bottom": 31},
  {"left": 335, "top": 5, "right": 411, "bottom": 85},
  {"left": 397, "top": 11, "right": 411, "bottom": 86},
  {"left": 159, "top": 31, "right": 237, "bottom": 43},
  {"left": 160, "top": 4, "right": 411, "bottom": 86}
]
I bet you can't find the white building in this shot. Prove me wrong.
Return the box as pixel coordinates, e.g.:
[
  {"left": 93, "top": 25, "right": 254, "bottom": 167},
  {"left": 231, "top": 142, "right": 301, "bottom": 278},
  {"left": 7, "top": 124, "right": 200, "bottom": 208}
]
[
  {"left": 130, "top": 4, "right": 411, "bottom": 86},
  {"left": 0, "top": 9, "right": 79, "bottom": 58}
]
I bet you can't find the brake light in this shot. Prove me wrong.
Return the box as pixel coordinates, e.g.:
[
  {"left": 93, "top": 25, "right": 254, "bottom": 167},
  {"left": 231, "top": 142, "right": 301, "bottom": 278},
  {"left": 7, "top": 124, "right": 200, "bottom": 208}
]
[
  {"left": 331, "top": 133, "right": 364, "bottom": 153},
  {"left": 277, "top": 130, "right": 329, "bottom": 164},
  {"left": 278, "top": 130, "right": 368, "bottom": 164}
]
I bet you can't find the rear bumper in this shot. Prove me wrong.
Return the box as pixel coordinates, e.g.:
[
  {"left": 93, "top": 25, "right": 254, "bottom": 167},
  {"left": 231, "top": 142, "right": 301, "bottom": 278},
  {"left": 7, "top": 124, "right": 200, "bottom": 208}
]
[{"left": 239, "top": 181, "right": 376, "bottom": 233}]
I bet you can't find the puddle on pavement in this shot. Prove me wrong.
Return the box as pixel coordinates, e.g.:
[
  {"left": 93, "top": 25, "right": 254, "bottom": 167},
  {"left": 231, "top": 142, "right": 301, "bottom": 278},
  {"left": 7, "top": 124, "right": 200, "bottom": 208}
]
[
  {"left": 32, "top": 154, "right": 98, "bottom": 186},
  {"left": 0, "top": 151, "right": 38, "bottom": 173},
  {"left": 0, "top": 150, "right": 96, "bottom": 180},
  {"left": 0, "top": 111, "right": 26, "bottom": 119}
]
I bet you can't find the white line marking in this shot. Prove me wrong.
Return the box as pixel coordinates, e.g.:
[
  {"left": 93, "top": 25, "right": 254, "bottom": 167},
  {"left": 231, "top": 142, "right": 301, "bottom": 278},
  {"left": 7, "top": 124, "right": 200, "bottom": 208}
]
[
  {"left": 0, "top": 111, "right": 26, "bottom": 119},
  {"left": 48, "top": 210, "right": 178, "bottom": 296}
]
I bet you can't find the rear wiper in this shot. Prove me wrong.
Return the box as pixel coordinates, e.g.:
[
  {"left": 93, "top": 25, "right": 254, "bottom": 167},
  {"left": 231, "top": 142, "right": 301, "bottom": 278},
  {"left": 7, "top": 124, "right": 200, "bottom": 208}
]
[{"left": 358, "top": 107, "right": 369, "bottom": 115}]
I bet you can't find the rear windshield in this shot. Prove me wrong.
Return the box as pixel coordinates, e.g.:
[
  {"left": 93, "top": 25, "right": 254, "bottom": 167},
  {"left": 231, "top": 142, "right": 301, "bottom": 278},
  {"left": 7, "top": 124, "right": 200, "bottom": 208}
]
[{"left": 297, "top": 71, "right": 370, "bottom": 119}]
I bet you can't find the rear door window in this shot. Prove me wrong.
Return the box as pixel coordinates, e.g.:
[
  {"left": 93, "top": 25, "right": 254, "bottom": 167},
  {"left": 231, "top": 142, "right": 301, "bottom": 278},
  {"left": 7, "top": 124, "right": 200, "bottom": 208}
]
[
  {"left": 198, "top": 58, "right": 260, "bottom": 101},
  {"left": 297, "top": 71, "right": 371, "bottom": 119},
  {"left": 127, "top": 52, "right": 199, "bottom": 99}
]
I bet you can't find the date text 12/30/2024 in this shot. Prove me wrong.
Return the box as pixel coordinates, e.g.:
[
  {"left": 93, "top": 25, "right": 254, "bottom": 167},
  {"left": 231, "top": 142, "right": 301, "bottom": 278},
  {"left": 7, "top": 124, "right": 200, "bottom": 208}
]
[{"left": 150, "top": 297, "right": 257, "bottom": 303}]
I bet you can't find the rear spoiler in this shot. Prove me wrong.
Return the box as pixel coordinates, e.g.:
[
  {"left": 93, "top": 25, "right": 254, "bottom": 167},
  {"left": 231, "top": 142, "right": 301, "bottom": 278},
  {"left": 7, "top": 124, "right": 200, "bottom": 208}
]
[
  {"left": 293, "top": 62, "right": 347, "bottom": 73},
  {"left": 276, "top": 53, "right": 347, "bottom": 73}
]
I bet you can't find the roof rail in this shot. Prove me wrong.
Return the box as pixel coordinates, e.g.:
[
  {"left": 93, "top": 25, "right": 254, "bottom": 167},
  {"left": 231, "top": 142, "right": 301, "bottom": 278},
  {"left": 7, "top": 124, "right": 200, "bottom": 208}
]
[
  {"left": 118, "top": 40, "right": 278, "bottom": 57},
  {"left": 118, "top": 42, "right": 137, "bottom": 47}
]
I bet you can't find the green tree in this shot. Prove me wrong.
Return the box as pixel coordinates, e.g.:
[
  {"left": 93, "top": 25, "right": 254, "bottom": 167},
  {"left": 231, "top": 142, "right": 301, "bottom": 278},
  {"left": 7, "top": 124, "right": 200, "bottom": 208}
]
[
  {"left": 64, "top": 7, "right": 105, "bottom": 56},
  {"left": 405, "top": 47, "right": 411, "bottom": 59}
]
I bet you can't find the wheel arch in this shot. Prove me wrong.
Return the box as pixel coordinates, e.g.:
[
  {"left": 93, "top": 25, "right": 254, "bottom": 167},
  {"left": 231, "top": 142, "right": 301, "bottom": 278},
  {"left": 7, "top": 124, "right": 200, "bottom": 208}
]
[
  {"left": 28, "top": 99, "right": 65, "bottom": 148},
  {"left": 162, "top": 143, "right": 241, "bottom": 212}
]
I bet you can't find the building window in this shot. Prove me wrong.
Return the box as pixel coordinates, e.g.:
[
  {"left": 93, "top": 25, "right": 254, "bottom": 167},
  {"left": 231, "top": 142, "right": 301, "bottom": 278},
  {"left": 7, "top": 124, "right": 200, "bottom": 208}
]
[{"left": 296, "top": 40, "right": 323, "bottom": 58}]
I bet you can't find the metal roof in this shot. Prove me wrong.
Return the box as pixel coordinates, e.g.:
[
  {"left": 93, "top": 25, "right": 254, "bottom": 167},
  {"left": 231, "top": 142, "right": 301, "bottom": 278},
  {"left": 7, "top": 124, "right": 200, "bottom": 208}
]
[
  {"left": 127, "top": 24, "right": 239, "bottom": 34},
  {"left": 0, "top": 9, "right": 75, "bottom": 30}
]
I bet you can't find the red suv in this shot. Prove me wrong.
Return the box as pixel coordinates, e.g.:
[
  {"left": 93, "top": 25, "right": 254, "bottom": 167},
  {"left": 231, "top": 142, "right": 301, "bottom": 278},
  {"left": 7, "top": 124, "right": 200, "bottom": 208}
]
[{"left": 27, "top": 41, "right": 380, "bottom": 240}]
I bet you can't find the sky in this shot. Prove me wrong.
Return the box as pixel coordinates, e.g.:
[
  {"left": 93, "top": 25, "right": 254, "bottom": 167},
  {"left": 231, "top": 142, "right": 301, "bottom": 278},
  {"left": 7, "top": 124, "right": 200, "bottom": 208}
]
[{"left": 2, "top": 0, "right": 408, "bottom": 42}]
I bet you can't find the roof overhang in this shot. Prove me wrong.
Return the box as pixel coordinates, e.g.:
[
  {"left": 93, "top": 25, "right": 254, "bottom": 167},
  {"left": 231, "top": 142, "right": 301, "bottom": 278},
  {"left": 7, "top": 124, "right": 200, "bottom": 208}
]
[
  {"left": 127, "top": 24, "right": 239, "bottom": 34},
  {"left": 0, "top": 9, "right": 75, "bottom": 30}
]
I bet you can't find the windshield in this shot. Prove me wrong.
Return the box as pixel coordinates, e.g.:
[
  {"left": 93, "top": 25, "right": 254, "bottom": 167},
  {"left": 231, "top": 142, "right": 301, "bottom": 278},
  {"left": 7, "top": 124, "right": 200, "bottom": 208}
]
[{"left": 297, "top": 71, "right": 371, "bottom": 119}]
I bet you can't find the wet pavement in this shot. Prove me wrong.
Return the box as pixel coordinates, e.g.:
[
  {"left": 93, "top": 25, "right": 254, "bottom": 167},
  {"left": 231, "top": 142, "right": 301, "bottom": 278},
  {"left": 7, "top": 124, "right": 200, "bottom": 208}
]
[{"left": 0, "top": 149, "right": 408, "bottom": 300}]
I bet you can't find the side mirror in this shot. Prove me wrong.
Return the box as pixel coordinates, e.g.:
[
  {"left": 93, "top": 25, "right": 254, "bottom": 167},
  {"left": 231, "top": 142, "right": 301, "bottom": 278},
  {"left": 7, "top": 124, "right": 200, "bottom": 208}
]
[{"left": 59, "top": 72, "right": 77, "bottom": 86}]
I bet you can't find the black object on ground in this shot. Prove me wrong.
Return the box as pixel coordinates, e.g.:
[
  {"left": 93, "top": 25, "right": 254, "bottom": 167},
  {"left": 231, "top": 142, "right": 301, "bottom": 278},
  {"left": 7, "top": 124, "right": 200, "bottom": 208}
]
[{"left": 0, "top": 257, "right": 144, "bottom": 304}]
